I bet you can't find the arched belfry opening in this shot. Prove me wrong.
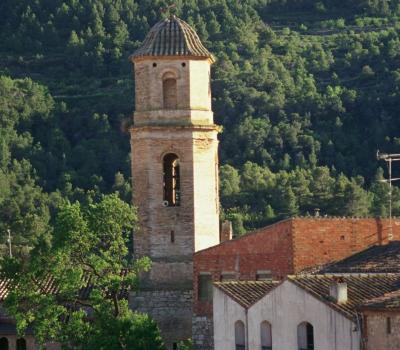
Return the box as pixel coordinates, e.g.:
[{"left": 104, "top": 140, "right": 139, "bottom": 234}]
[
  {"left": 163, "top": 153, "right": 180, "bottom": 206},
  {"left": 162, "top": 72, "right": 177, "bottom": 109}
]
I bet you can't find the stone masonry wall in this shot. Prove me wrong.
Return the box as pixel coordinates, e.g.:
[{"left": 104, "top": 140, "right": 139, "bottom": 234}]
[
  {"left": 131, "top": 127, "right": 196, "bottom": 288},
  {"left": 130, "top": 289, "right": 193, "bottom": 349},
  {"left": 192, "top": 315, "right": 213, "bottom": 350},
  {"left": 363, "top": 310, "right": 400, "bottom": 350},
  {"left": 131, "top": 126, "right": 220, "bottom": 288}
]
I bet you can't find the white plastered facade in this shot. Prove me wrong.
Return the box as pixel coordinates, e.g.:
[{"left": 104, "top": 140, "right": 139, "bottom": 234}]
[{"left": 213, "top": 280, "right": 361, "bottom": 350}]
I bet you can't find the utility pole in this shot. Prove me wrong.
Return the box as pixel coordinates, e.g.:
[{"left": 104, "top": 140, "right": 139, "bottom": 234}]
[
  {"left": 376, "top": 150, "right": 400, "bottom": 240},
  {"left": 6, "top": 229, "right": 12, "bottom": 258}
]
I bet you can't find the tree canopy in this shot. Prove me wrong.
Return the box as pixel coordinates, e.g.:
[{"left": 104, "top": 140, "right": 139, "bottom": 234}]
[{"left": 1, "top": 194, "right": 164, "bottom": 350}]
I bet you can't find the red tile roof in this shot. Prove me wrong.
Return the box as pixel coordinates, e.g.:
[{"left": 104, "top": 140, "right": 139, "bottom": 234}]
[
  {"left": 214, "top": 281, "right": 279, "bottom": 308},
  {"left": 359, "top": 289, "right": 400, "bottom": 310},
  {"left": 215, "top": 274, "right": 400, "bottom": 320},
  {"left": 321, "top": 241, "right": 400, "bottom": 274},
  {"left": 131, "top": 16, "right": 215, "bottom": 61},
  {"left": 288, "top": 274, "right": 400, "bottom": 320},
  {"left": 0, "top": 270, "right": 130, "bottom": 302}
]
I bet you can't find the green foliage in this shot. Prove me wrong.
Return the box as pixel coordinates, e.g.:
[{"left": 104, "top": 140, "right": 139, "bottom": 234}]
[
  {"left": 178, "top": 339, "right": 193, "bottom": 350},
  {"left": 1, "top": 1, "right": 400, "bottom": 236},
  {"left": 0, "top": 76, "right": 54, "bottom": 254},
  {"left": 1, "top": 194, "right": 163, "bottom": 349}
]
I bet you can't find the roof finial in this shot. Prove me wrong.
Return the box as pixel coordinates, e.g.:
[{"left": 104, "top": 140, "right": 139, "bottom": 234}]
[{"left": 160, "top": 4, "right": 177, "bottom": 18}]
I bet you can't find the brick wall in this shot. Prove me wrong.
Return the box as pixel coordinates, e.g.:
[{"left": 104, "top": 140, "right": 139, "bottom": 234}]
[
  {"left": 193, "top": 219, "right": 294, "bottom": 315},
  {"left": 363, "top": 310, "right": 400, "bottom": 350},
  {"left": 292, "top": 217, "right": 400, "bottom": 271},
  {"left": 193, "top": 217, "right": 400, "bottom": 316}
]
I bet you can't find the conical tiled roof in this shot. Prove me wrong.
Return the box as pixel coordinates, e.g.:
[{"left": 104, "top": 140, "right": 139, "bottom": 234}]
[{"left": 131, "top": 15, "right": 215, "bottom": 62}]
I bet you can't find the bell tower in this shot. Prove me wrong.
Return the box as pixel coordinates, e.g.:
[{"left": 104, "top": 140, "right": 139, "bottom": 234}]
[{"left": 129, "top": 16, "right": 220, "bottom": 347}]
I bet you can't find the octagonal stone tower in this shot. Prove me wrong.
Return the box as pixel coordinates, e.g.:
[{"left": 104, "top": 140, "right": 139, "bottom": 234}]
[{"left": 129, "top": 16, "right": 220, "bottom": 348}]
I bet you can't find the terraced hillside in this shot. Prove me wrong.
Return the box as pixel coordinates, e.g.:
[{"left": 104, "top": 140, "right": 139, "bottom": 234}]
[{"left": 1, "top": 0, "right": 400, "bottom": 243}]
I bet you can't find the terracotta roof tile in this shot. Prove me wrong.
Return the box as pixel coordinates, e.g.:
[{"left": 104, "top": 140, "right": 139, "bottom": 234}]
[
  {"left": 360, "top": 289, "right": 400, "bottom": 310},
  {"left": 131, "top": 15, "right": 215, "bottom": 62},
  {"left": 0, "top": 279, "right": 12, "bottom": 301},
  {"left": 214, "top": 280, "right": 279, "bottom": 308},
  {"left": 321, "top": 241, "right": 400, "bottom": 274},
  {"left": 289, "top": 274, "right": 400, "bottom": 320},
  {"left": 0, "top": 270, "right": 130, "bottom": 302}
]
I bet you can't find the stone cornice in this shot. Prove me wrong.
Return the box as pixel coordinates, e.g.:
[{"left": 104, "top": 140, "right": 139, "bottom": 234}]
[{"left": 130, "top": 124, "right": 222, "bottom": 133}]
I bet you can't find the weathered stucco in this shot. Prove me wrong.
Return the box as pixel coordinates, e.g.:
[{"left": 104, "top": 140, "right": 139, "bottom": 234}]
[{"left": 363, "top": 311, "right": 400, "bottom": 350}]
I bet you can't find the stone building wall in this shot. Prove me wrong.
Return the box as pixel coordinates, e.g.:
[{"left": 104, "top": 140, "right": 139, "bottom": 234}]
[
  {"left": 0, "top": 335, "right": 36, "bottom": 350},
  {"left": 130, "top": 290, "right": 193, "bottom": 347},
  {"left": 133, "top": 57, "right": 214, "bottom": 126},
  {"left": 130, "top": 126, "right": 219, "bottom": 288},
  {"left": 363, "top": 310, "right": 400, "bottom": 350},
  {"left": 131, "top": 51, "right": 220, "bottom": 348},
  {"left": 192, "top": 315, "right": 213, "bottom": 350}
]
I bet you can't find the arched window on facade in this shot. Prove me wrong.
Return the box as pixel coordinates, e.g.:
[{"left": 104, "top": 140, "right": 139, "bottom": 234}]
[
  {"left": 235, "top": 320, "right": 245, "bottom": 350},
  {"left": 297, "top": 322, "right": 314, "bottom": 350},
  {"left": 260, "top": 321, "right": 272, "bottom": 350},
  {"left": 0, "top": 337, "right": 8, "bottom": 350},
  {"left": 162, "top": 73, "right": 177, "bottom": 109},
  {"left": 163, "top": 153, "right": 180, "bottom": 206},
  {"left": 16, "top": 338, "right": 26, "bottom": 350}
]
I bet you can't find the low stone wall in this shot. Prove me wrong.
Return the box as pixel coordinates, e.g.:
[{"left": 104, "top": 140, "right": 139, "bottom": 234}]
[
  {"left": 192, "top": 315, "right": 213, "bottom": 350},
  {"left": 130, "top": 289, "right": 193, "bottom": 349}
]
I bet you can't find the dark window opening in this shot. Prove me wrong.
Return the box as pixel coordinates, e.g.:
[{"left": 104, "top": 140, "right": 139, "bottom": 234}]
[
  {"left": 220, "top": 273, "right": 236, "bottom": 281},
  {"left": 0, "top": 337, "right": 8, "bottom": 350},
  {"left": 261, "top": 321, "right": 272, "bottom": 350},
  {"left": 17, "top": 338, "right": 26, "bottom": 350},
  {"left": 387, "top": 317, "right": 392, "bottom": 334},
  {"left": 153, "top": 62, "right": 157, "bottom": 67},
  {"left": 163, "top": 78, "right": 177, "bottom": 109},
  {"left": 298, "top": 322, "right": 314, "bottom": 350},
  {"left": 163, "top": 153, "right": 180, "bottom": 206},
  {"left": 235, "top": 320, "right": 246, "bottom": 350},
  {"left": 172, "top": 343, "right": 177, "bottom": 350},
  {"left": 198, "top": 274, "right": 213, "bottom": 301},
  {"left": 171, "top": 230, "right": 175, "bottom": 243},
  {"left": 256, "top": 270, "right": 272, "bottom": 281}
]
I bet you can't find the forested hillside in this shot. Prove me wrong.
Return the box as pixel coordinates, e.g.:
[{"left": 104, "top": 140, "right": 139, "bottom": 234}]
[{"left": 1, "top": 0, "right": 400, "bottom": 243}]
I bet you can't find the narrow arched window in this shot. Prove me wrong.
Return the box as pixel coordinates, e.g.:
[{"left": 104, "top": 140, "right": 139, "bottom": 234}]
[
  {"left": 235, "top": 320, "right": 245, "bottom": 350},
  {"left": 163, "top": 77, "right": 177, "bottom": 109},
  {"left": 163, "top": 153, "right": 180, "bottom": 206},
  {"left": 298, "top": 322, "right": 314, "bottom": 350},
  {"left": 0, "top": 337, "right": 8, "bottom": 350},
  {"left": 261, "top": 321, "right": 272, "bottom": 350},
  {"left": 16, "top": 338, "right": 26, "bottom": 350}
]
